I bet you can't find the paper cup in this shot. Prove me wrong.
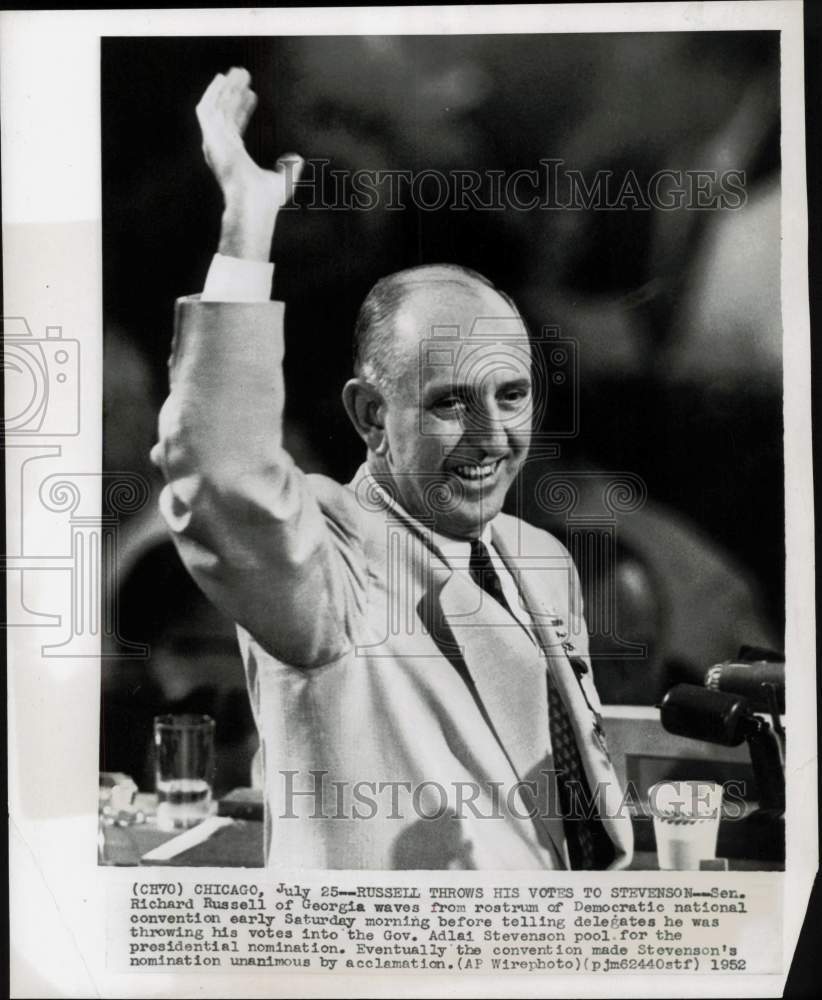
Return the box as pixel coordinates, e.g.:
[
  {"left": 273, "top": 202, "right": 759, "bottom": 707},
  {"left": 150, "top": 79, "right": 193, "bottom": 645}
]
[{"left": 649, "top": 780, "right": 723, "bottom": 870}]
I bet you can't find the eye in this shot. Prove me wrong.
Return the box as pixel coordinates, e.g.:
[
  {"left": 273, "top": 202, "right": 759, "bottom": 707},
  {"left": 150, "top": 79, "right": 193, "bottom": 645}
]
[
  {"left": 499, "top": 385, "right": 530, "bottom": 406},
  {"left": 432, "top": 395, "right": 465, "bottom": 415}
]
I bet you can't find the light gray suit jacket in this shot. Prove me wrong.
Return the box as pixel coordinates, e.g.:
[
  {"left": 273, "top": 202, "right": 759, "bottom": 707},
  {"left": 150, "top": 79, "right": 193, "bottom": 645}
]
[{"left": 153, "top": 297, "right": 634, "bottom": 870}]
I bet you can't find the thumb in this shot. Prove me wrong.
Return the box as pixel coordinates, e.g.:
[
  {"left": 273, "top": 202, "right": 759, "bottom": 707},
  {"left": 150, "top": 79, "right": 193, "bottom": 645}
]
[{"left": 275, "top": 153, "right": 304, "bottom": 204}]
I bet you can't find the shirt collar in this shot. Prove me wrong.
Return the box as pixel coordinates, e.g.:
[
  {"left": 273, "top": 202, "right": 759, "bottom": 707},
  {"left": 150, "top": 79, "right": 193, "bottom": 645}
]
[
  {"left": 356, "top": 465, "right": 495, "bottom": 568},
  {"left": 431, "top": 523, "right": 493, "bottom": 567}
]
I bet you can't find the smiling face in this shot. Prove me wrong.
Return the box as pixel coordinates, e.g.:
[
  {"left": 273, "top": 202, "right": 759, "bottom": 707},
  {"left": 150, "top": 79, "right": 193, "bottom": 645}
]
[{"left": 373, "top": 281, "right": 533, "bottom": 538}]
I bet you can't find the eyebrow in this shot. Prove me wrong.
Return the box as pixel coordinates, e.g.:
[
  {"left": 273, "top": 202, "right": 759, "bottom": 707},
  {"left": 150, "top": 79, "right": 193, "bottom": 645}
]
[{"left": 425, "top": 376, "right": 532, "bottom": 399}]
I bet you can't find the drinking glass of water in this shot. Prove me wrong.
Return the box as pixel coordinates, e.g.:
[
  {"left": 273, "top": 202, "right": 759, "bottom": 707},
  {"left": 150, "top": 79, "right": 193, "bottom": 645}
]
[{"left": 153, "top": 714, "right": 216, "bottom": 831}]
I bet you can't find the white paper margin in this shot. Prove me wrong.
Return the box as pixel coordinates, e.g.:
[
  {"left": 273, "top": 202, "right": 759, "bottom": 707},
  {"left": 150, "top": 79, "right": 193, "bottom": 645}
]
[{"left": 2, "top": 3, "right": 815, "bottom": 997}]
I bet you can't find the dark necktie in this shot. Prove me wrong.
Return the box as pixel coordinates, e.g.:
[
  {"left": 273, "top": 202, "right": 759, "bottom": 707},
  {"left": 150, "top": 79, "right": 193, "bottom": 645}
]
[
  {"left": 468, "top": 538, "right": 609, "bottom": 870},
  {"left": 469, "top": 538, "right": 514, "bottom": 615}
]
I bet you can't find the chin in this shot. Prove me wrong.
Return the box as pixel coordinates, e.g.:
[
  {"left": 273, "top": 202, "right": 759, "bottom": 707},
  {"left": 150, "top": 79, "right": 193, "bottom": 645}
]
[{"left": 436, "top": 503, "right": 500, "bottom": 540}]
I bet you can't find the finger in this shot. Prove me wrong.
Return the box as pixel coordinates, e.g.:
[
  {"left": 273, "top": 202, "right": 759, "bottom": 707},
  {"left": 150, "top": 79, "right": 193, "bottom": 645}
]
[
  {"left": 217, "top": 66, "right": 251, "bottom": 114},
  {"left": 217, "top": 71, "right": 255, "bottom": 139},
  {"left": 275, "top": 153, "right": 305, "bottom": 202},
  {"left": 196, "top": 72, "right": 225, "bottom": 121},
  {"left": 235, "top": 88, "right": 257, "bottom": 136},
  {"left": 226, "top": 65, "right": 251, "bottom": 87}
]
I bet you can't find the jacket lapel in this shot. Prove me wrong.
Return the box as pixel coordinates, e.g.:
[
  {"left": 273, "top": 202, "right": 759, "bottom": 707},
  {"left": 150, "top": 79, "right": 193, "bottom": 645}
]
[
  {"left": 437, "top": 570, "right": 567, "bottom": 869},
  {"left": 491, "top": 523, "right": 634, "bottom": 867},
  {"left": 437, "top": 569, "right": 548, "bottom": 784}
]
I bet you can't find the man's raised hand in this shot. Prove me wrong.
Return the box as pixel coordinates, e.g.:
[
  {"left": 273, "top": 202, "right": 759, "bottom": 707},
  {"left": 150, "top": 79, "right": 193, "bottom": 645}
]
[{"left": 196, "top": 68, "right": 303, "bottom": 260}]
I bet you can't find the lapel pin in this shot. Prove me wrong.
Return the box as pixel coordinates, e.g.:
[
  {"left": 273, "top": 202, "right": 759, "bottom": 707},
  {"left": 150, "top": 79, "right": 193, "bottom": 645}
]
[
  {"left": 569, "top": 655, "right": 589, "bottom": 676},
  {"left": 593, "top": 716, "right": 610, "bottom": 759}
]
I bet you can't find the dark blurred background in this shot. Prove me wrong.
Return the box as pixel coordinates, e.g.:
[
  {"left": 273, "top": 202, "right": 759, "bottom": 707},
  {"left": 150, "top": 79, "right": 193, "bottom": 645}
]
[{"left": 100, "top": 33, "right": 783, "bottom": 791}]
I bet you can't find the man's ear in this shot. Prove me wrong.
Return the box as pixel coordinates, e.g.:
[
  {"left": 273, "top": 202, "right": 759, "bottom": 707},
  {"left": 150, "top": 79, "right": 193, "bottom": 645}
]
[{"left": 342, "top": 378, "right": 388, "bottom": 454}]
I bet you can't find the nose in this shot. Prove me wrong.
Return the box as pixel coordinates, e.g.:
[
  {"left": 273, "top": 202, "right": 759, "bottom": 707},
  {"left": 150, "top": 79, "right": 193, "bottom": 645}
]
[{"left": 464, "top": 400, "right": 512, "bottom": 453}]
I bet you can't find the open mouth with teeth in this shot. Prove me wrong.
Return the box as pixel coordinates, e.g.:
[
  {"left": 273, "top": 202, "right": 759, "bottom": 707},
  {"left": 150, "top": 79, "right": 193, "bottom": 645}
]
[{"left": 448, "top": 458, "right": 504, "bottom": 482}]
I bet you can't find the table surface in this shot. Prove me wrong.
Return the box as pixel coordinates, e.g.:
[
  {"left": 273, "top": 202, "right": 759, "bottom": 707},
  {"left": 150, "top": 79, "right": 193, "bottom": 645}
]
[
  {"left": 100, "top": 817, "right": 780, "bottom": 871},
  {"left": 100, "top": 815, "right": 265, "bottom": 867}
]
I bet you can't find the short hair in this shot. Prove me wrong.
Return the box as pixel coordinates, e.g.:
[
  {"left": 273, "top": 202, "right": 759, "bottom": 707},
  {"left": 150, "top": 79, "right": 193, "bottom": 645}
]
[{"left": 352, "top": 264, "right": 522, "bottom": 393}]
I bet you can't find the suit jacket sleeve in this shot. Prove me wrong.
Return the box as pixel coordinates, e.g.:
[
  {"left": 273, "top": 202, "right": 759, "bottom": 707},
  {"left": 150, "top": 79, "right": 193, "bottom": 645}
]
[{"left": 151, "top": 296, "right": 366, "bottom": 668}]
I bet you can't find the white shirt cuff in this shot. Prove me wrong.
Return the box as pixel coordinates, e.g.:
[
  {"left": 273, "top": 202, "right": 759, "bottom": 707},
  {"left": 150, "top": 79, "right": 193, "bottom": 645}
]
[{"left": 202, "top": 253, "right": 274, "bottom": 302}]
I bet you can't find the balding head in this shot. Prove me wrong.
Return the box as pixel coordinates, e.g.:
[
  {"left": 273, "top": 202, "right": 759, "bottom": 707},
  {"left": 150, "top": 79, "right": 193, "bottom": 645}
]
[{"left": 352, "top": 264, "right": 523, "bottom": 393}]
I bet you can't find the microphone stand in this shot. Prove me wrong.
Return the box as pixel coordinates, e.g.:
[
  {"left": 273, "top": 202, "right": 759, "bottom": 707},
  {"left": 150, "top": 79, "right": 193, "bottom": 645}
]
[{"left": 659, "top": 684, "right": 784, "bottom": 862}]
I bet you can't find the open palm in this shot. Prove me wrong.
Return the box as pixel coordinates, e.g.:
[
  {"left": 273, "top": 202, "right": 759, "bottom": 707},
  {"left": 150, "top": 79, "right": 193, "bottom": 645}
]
[{"left": 196, "top": 68, "right": 302, "bottom": 212}]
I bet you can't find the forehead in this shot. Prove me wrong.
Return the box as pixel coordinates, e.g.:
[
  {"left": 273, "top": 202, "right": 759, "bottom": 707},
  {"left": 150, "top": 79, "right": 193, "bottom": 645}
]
[{"left": 393, "top": 282, "right": 531, "bottom": 388}]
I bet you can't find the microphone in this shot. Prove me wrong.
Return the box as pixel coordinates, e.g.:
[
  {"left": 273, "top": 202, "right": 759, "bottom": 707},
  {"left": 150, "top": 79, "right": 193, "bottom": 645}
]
[
  {"left": 660, "top": 684, "right": 755, "bottom": 746},
  {"left": 660, "top": 684, "right": 785, "bottom": 816},
  {"left": 704, "top": 661, "right": 784, "bottom": 714}
]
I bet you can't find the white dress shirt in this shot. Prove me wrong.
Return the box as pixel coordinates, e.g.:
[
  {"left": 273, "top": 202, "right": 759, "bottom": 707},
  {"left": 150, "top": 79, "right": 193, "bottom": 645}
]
[{"left": 202, "top": 253, "right": 274, "bottom": 302}]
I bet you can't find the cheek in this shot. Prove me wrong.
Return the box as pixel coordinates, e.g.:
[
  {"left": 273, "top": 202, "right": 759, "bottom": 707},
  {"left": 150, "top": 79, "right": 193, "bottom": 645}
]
[
  {"left": 386, "top": 412, "right": 438, "bottom": 471},
  {"left": 416, "top": 415, "right": 463, "bottom": 451},
  {"left": 511, "top": 422, "right": 532, "bottom": 453},
  {"left": 385, "top": 409, "right": 415, "bottom": 451}
]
